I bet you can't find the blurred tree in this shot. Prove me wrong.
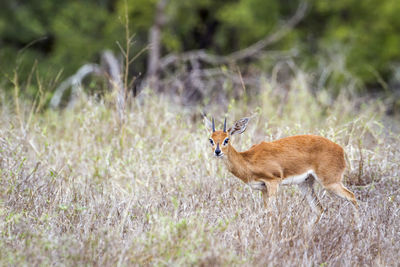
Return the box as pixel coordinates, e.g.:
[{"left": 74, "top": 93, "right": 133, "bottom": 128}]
[
  {"left": 1, "top": 0, "right": 400, "bottom": 96},
  {"left": 217, "top": 0, "right": 280, "bottom": 51},
  {"left": 0, "top": 0, "right": 61, "bottom": 84},
  {"left": 308, "top": 0, "right": 400, "bottom": 86},
  {"left": 0, "top": 1, "right": 118, "bottom": 84},
  {"left": 50, "top": 1, "right": 115, "bottom": 74}
]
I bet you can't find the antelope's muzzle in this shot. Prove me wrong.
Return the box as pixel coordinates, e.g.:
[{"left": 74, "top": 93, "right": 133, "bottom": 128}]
[{"left": 214, "top": 143, "right": 222, "bottom": 157}]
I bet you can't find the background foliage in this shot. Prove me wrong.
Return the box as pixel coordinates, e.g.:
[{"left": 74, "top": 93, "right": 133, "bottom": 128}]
[{"left": 2, "top": 0, "right": 400, "bottom": 95}]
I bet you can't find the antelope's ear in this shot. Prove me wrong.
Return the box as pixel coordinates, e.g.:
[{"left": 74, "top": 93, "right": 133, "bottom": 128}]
[
  {"left": 229, "top": 117, "right": 250, "bottom": 135},
  {"left": 202, "top": 113, "right": 214, "bottom": 132}
]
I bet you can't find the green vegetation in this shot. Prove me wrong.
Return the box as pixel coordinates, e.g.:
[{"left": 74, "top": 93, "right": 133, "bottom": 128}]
[{"left": 2, "top": 0, "right": 400, "bottom": 94}]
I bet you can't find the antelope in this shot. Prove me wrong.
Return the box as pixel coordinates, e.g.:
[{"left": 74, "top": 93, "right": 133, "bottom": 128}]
[{"left": 204, "top": 116, "right": 358, "bottom": 222}]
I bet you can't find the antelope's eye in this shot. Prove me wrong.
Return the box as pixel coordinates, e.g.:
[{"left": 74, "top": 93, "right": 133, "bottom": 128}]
[
  {"left": 209, "top": 138, "right": 214, "bottom": 145},
  {"left": 223, "top": 138, "right": 229, "bottom": 145}
]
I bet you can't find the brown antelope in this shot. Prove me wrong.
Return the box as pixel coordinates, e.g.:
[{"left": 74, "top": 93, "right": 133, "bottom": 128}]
[{"left": 204, "top": 116, "right": 358, "bottom": 221}]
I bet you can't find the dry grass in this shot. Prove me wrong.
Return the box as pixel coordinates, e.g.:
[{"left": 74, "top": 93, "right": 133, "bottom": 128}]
[{"left": 1, "top": 75, "right": 400, "bottom": 266}]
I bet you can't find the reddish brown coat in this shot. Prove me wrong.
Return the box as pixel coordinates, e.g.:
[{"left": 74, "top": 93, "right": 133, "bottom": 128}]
[{"left": 207, "top": 118, "right": 358, "bottom": 213}]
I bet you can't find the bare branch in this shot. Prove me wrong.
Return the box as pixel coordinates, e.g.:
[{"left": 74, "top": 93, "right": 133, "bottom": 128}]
[
  {"left": 50, "top": 64, "right": 102, "bottom": 108},
  {"left": 102, "top": 50, "right": 123, "bottom": 91},
  {"left": 50, "top": 50, "right": 123, "bottom": 109},
  {"left": 228, "top": 2, "right": 308, "bottom": 61},
  {"left": 159, "top": 2, "right": 308, "bottom": 69},
  {"left": 146, "top": 0, "right": 169, "bottom": 89}
]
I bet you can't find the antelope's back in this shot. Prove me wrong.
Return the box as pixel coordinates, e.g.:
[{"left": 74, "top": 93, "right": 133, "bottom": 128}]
[{"left": 247, "top": 135, "right": 346, "bottom": 176}]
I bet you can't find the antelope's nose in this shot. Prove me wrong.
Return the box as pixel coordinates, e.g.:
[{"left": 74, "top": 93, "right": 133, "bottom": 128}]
[{"left": 215, "top": 148, "right": 221, "bottom": 156}]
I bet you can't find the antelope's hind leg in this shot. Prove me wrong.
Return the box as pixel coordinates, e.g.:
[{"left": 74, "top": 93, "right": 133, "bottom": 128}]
[
  {"left": 324, "top": 182, "right": 360, "bottom": 226},
  {"left": 325, "top": 182, "right": 358, "bottom": 208},
  {"left": 298, "top": 174, "right": 324, "bottom": 223}
]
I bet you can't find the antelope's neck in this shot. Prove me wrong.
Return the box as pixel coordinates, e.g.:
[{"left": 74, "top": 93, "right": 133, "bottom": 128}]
[{"left": 224, "top": 144, "right": 250, "bottom": 183}]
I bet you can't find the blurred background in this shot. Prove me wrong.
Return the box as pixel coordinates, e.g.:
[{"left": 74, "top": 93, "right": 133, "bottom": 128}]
[
  {"left": 1, "top": 0, "right": 400, "bottom": 114},
  {"left": 2, "top": 2, "right": 400, "bottom": 265}
]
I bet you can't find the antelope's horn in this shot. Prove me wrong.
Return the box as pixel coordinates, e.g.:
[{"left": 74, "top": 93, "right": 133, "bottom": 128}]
[
  {"left": 212, "top": 117, "right": 215, "bottom": 132},
  {"left": 223, "top": 117, "right": 227, "bottom": 132}
]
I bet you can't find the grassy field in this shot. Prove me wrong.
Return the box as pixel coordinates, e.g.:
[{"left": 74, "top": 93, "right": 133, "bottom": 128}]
[{"left": 1, "top": 75, "right": 400, "bottom": 266}]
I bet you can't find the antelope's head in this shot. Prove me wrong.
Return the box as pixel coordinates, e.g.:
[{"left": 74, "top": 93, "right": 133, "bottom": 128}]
[{"left": 203, "top": 116, "right": 250, "bottom": 158}]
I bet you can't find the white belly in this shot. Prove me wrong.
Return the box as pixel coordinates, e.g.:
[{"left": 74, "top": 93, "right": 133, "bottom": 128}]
[
  {"left": 248, "top": 181, "right": 267, "bottom": 190},
  {"left": 281, "top": 170, "right": 316, "bottom": 185}
]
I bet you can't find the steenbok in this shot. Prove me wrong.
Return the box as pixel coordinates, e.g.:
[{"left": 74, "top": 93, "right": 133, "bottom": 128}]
[{"left": 204, "top": 116, "right": 358, "bottom": 222}]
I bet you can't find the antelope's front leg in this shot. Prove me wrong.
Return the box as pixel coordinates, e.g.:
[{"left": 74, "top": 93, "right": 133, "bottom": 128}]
[{"left": 261, "top": 181, "right": 279, "bottom": 209}]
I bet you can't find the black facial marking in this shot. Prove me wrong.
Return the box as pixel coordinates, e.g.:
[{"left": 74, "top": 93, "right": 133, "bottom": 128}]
[{"left": 223, "top": 138, "right": 229, "bottom": 145}]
